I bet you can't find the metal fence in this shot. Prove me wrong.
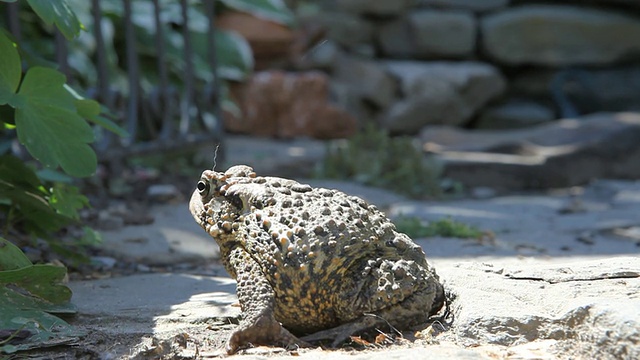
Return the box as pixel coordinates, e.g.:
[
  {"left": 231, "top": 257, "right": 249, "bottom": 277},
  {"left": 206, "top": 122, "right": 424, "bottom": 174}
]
[{"left": 4, "top": 0, "right": 225, "bottom": 163}]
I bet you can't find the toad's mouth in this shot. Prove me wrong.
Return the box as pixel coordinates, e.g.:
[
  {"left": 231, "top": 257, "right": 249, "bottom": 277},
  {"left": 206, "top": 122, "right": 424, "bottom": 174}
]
[
  {"left": 189, "top": 189, "right": 225, "bottom": 228},
  {"left": 189, "top": 189, "right": 206, "bottom": 226}
]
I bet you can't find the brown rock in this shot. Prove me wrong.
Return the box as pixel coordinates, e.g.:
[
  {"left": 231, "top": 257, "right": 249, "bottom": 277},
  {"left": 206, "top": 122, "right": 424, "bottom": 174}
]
[
  {"left": 217, "top": 11, "right": 294, "bottom": 68},
  {"left": 224, "top": 71, "right": 357, "bottom": 139}
]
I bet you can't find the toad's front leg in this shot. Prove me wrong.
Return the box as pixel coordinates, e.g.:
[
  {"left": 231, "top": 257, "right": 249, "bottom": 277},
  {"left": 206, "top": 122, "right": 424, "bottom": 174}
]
[{"left": 225, "top": 246, "right": 309, "bottom": 354}]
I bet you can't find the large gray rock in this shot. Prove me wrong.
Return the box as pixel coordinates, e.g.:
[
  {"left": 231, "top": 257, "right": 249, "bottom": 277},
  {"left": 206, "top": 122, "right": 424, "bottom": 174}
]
[
  {"left": 407, "top": 10, "right": 477, "bottom": 58},
  {"left": 296, "top": 39, "right": 341, "bottom": 71},
  {"left": 376, "top": 18, "right": 414, "bottom": 58},
  {"left": 379, "top": 10, "right": 476, "bottom": 59},
  {"left": 481, "top": 5, "right": 640, "bottom": 66},
  {"left": 381, "top": 61, "right": 506, "bottom": 133},
  {"left": 512, "top": 66, "right": 640, "bottom": 116},
  {"left": 441, "top": 257, "right": 640, "bottom": 359},
  {"left": 329, "top": 0, "right": 414, "bottom": 16},
  {"left": 554, "top": 0, "right": 640, "bottom": 8},
  {"left": 420, "top": 112, "right": 640, "bottom": 190},
  {"left": 417, "top": 0, "right": 509, "bottom": 12},
  {"left": 311, "top": 12, "right": 374, "bottom": 50},
  {"left": 329, "top": 81, "right": 377, "bottom": 126},
  {"left": 475, "top": 100, "right": 555, "bottom": 129},
  {"left": 333, "top": 54, "right": 397, "bottom": 110}
]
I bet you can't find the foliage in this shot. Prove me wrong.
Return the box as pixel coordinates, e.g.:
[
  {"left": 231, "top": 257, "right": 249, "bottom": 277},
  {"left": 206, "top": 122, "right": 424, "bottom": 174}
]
[
  {"left": 218, "top": 0, "right": 294, "bottom": 26},
  {"left": 315, "top": 125, "right": 444, "bottom": 199},
  {"left": 394, "top": 216, "right": 484, "bottom": 239},
  {"left": 59, "top": 0, "right": 292, "bottom": 106},
  {"left": 26, "top": 0, "right": 83, "bottom": 40},
  {"left": 0, "top": 0, "right": 113, "bottom": 353},
  {"left": 0, "top": 156, "right": 76, "bottom": 236},
  {"left": 1, "top": 35, "right": 95, "bottom": 176},
  {"left": 0, "top": 1, "right": 115, "bottom": 253},
  {"left": 0, "top": 0, "right": 294, "bottom": 353},
  {"left": 0, "top": 0, "right": 295, "bottom": 252},
  {"left": 0, "top": 237, "right": 83, "bottom": 354},
  {"left": 0, "top": 0, "right": 115, "bottom": 247}
]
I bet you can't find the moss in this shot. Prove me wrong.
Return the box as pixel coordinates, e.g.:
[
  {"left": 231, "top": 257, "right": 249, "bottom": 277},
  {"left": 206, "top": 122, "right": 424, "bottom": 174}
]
[
  {"left": 315, "top": 126, "right": 443, "bottom": 199},
  {"left": 394, "top": 216, "right": 484, "bottom": 239}
]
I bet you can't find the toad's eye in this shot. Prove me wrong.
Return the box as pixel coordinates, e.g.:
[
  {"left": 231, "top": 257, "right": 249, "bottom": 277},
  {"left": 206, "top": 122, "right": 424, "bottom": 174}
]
[{"left": 197, "top": 180, "right": 210, "bottom": 196}]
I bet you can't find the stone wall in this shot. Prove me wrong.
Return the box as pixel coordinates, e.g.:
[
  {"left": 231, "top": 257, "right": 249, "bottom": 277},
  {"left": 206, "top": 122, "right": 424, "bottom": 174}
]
[{"left": 295, "top": 0, "right": 640, "bottom": 134}]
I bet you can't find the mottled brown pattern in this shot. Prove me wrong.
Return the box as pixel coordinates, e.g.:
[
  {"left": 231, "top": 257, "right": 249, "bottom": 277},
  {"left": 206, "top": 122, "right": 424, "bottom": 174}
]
[{"left": 189, "top": 165, "right": 444, "bottom": 354}]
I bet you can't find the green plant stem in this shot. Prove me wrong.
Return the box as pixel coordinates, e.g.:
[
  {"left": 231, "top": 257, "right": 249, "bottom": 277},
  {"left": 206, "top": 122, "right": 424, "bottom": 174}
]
[{"left": 0, "top": 322, "right": 30, "bottom": 346}]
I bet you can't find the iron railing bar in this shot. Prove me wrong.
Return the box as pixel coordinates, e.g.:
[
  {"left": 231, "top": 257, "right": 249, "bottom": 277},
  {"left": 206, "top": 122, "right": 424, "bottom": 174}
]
[
  {"left": 54, "top": 29, "right": 70, "bottom": 79},
  {"left": 204, "top": 0, "right": 225, "bottom": 164},
  {"left": 179, "top": 0, "right": 195, "bottom": 135},
  {"left": 205, "top": 0, "right": 223, "bottom": 131},
  {"left": 91, "top": 0, "right": 114, "bottom": 154},
  {"left": 5, "top": 2, "right": 22, "bottom": 42},
  {"left": 123, "top": 0, "right": 139, "bottom": 145},
  {"left": 91, "top": 0, "right": 110, "bottom": 106},
  {"left": 0, "top": 0, "right": 228, "bottom": 163},
  {"left": 152, "top": 0, "right": 172, "bottom": 140}
]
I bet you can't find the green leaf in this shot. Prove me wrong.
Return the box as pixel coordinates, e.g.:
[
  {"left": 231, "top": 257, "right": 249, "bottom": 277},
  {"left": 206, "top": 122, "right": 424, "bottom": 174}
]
[
  {"left": 73, "top": 98, "right": 100, "bottom": 119},
  {"left": 0, "top": 156, "right": 73, "bottom": 235},
  {"left": 49, "top": 183, "right": 89, "bottom": 220},
  {"left": 36, "top": 168, "right": 74, "bottom": 183},
  {"left": 75, "top": 100, "right": 129, "bottom": 137},
  {"left": 0, "top": 241, "right": 81, "bottom": 354},
  {"left": 0, "top": 287, "right": 83, "bottom": 354},
  {"left": 218, "top": 0, "right": 294, "bottom": 26},
  {"left": 0, "top": 264, "right": 72, "bottom": 304},
  {"left": 79, "top": 226, "right": 102, "bottom": 246},
  {"left": 12, "top": 67, "right": 97, "bottom": 177},
  {"left": 0, "top": 237, "right": 32, "bottom": 271},
  {"left": 0, "top": 32, "right": 20, "bottom": 106},
  {"left": 66, "top": 85, "right": 129, "bottom": 137},
  {"left": 26, "top": 0, "right": 83, "bottom": 40},
  {"left": 89, "top": 114, "right": 129, "bottom": 137},
  {"left": 0, "top": 155, "right": 44, "bottom": 190},
  {"left": 0, "top": 180, "right": 51, "bottom": 218}
]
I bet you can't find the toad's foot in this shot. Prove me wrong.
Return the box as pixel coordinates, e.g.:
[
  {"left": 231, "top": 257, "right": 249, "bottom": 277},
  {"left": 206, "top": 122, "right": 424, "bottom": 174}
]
[
  {"left": 301, "top": 315, "right": 380, "bottom": 348},
  {"left": 226, "top": 314, "right": 311, "bottom": 354}
]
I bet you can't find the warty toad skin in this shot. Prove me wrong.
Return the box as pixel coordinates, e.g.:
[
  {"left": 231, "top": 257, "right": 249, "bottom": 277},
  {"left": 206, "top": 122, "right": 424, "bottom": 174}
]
[{"left": 189, "top": 165, "right": 444, "bottom": 354}]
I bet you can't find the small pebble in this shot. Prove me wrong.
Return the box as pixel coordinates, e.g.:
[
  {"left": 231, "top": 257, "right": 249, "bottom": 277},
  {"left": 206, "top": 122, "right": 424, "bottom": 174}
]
[
  {"left": 136, "top": 264, "right": 151, "bottom": 272},
  {"left": 92, "top": 256, "right": 117, "bottom": 269}
]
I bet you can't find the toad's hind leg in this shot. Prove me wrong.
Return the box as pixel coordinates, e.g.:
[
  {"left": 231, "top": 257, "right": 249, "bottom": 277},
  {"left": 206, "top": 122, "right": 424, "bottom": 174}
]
[
  {"left": 301, "top": 283, "right": 444, "bottom": 347},
  {"left": 300, "top": 314, "right": 379, "bottom": 347},
  {"left": 302, "top": 259, "right": 445, "bottom": 347},
  {"left": 225, "top": 247, "right": 309, "bottom": 354}
]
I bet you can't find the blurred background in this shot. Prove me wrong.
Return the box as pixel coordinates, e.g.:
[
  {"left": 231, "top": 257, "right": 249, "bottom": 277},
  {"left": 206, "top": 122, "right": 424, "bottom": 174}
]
[{"left": 4, "top": 0, "right": 640, "bottom": 193}]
